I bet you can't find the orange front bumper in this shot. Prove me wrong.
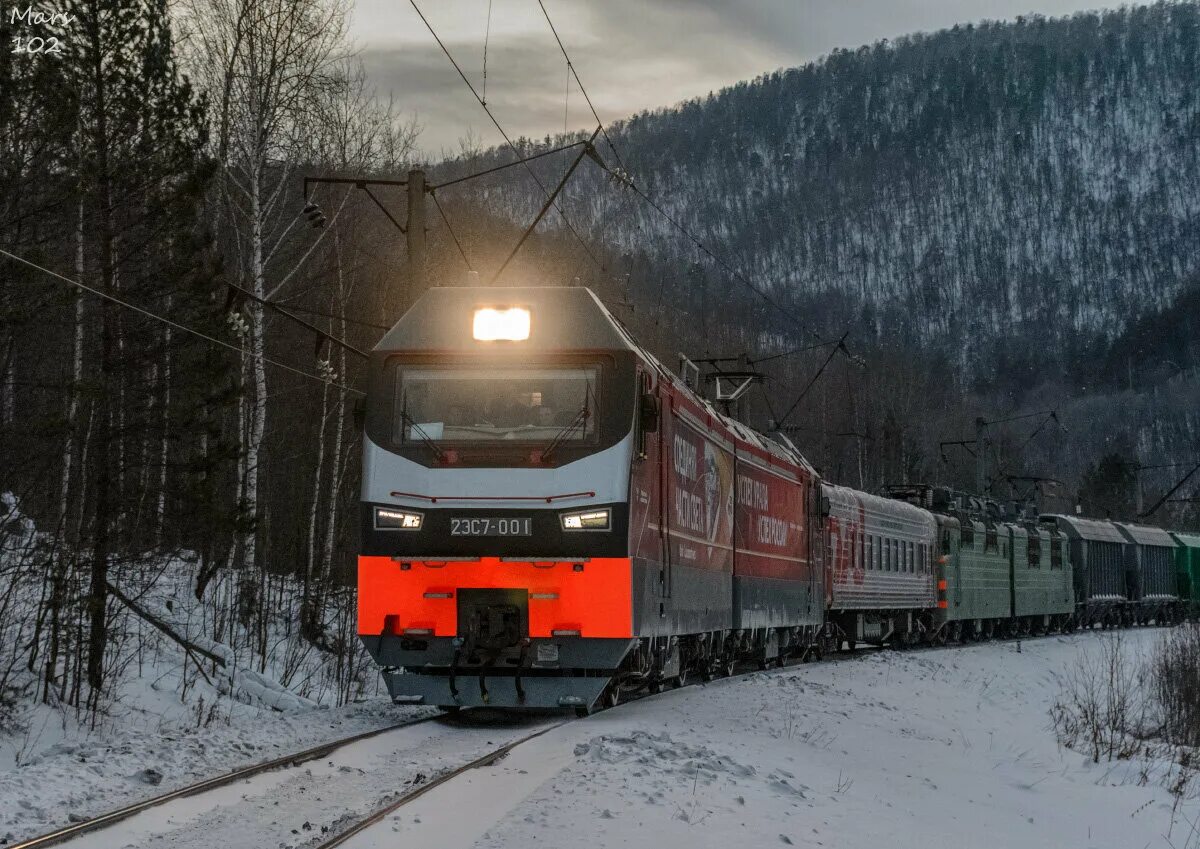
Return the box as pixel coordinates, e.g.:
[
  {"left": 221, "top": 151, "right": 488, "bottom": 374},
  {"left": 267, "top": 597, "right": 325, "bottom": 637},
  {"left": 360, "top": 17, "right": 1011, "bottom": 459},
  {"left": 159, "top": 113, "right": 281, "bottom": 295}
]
[{"left": 357, "top": 556, "right": 633, "bottom": 639}]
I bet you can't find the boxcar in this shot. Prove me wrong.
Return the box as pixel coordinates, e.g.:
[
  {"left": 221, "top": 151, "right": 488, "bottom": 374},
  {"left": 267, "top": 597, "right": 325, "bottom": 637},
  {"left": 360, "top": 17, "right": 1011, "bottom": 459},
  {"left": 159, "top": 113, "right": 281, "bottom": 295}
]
[
  {"left": 1009, "top": 522, "right": 1074, "bottom": 632},
  {"left": 1040, "top": 515, "right": 1128, "bottom": 626},
  {"left": 1114, "top": 522, "right": 1182, "bottom": 624},
  {"left": 1169, "top": 532, "right": 1200, "bottom": 619}
]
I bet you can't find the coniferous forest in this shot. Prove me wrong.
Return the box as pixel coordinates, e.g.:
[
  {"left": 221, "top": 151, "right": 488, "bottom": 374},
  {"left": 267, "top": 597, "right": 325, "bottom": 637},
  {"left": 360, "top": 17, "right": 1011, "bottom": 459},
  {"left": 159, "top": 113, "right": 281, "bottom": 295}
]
[{"left": 1, "top": 1, "right": 1198, "bottom": 728}]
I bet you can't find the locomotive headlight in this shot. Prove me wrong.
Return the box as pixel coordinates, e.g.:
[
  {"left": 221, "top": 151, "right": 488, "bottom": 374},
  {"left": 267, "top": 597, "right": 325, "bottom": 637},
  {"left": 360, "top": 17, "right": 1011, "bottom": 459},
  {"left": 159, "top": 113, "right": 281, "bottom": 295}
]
[
  {"left": 375, "top": 507, "right": 423, "bottom": 530},
  {"left": 561, "top": 508, "right": 610, "bottom": 531},
  {"left": 473, "top": 307, "right": 530, "bottom": 341}
]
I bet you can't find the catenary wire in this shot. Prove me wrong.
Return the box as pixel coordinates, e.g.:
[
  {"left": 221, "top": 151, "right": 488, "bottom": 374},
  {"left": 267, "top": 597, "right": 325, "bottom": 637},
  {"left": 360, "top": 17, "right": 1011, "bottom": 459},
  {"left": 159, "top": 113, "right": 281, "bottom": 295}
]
[
  {"left": 270, "top": 303, "right": 392, "bottom": 332},
  {"left": 536, "top": 0, "right": 627, "bottom": 171},
  {"left": 1, "top": 248, "right": 364, "bottom": 395},
  {"left": 431, "top": 190, "right": 476, "bottom": 272},
  {"left": 533, "top": 0, "right": 841, "bottom": 350},
  {"left": 407, "top": 0, "right": 606, "bottom": 277}
]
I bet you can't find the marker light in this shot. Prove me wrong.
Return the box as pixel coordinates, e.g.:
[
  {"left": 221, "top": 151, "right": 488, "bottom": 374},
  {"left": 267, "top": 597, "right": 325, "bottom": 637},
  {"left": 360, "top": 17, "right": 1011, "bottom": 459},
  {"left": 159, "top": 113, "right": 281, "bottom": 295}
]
[
  {"left": 375, "top": 507, "right": 423, "bottom": 530},
  {"left": 561, "top": 508, "right": 611, "bottom": 531},
  {"left": 473, "top": 307, "right": 530, "bottom": 341}
]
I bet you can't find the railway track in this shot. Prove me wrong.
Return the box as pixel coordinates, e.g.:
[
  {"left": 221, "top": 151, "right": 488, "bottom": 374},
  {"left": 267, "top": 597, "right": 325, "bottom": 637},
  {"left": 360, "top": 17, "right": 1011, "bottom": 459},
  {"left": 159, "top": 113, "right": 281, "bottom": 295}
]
[
  {"left": 314, "top": 721, "right": 566, "bottom": 849},
  {"left": 9, "top": 713, "right": 442, "bottom": 849},
  {"left": 8, "top": 625, "right": 1167, "bottom": 849}
]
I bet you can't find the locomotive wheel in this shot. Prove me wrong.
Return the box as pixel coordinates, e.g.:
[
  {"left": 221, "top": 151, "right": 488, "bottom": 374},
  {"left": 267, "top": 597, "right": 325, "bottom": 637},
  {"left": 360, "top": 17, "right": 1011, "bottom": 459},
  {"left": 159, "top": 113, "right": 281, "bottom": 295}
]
[{"left": 648, "top": 680, "right": 663, "bottom": 695}]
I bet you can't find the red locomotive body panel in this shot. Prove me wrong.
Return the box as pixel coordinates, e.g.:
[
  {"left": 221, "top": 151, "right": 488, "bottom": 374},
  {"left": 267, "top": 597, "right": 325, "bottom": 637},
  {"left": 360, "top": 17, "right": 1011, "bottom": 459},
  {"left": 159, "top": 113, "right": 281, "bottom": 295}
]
[
  {"left": 662, "top": 398, "right": 735, "bottom": 576},
  {"left": 733, "top": 449, "right": 810, "bottom": 581},
  {"left": 358, "top": 555, "right": 634, "bottom": 639}
]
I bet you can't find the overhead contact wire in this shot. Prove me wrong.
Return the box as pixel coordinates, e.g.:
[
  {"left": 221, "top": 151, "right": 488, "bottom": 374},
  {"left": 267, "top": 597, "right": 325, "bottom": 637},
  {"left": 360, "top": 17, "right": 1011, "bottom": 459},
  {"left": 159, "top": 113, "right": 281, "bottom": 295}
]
[
  {"left": 408, "top": 0, "right": 606, "bottom": 277},
  {"left": 2, "top": 248, "right": 364, "bottom": 395}
]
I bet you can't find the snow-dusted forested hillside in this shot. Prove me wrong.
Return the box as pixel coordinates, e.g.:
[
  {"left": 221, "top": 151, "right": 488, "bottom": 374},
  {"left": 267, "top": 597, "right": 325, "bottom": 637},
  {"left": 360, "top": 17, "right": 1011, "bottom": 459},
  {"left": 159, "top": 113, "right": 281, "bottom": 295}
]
[
  {"left": 425, "top": 3, "right": 1200, "bottom": 509},
  {"left": 452, "top": 4, "right": 1200, "bottom": 373}
]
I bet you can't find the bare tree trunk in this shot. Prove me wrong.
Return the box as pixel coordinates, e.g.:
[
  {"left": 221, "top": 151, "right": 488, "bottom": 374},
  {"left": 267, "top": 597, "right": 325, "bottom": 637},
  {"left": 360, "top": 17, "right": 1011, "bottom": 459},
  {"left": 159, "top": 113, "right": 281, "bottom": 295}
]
[
  {"left": 87, "top": 112, "right": 115, "bottom": 719},
  {"left": 155, "top": 296, "right": 172, "bottom": 546},
  {"left": 320, "top": 233, "right": 350, "bottom": 584},
  {"left": 304, "top": 375, "right": 330, "bottom": 628},
  {"left": 244, "top": 163, "right": 267, "bottom": 576}
]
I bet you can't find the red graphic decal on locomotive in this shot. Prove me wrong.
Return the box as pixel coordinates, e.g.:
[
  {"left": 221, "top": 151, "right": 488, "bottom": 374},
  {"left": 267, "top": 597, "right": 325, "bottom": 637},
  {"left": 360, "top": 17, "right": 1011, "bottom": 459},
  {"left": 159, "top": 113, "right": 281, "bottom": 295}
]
[
  {"left": 733, "top": 461, "right": 810, "bottom": 581},
  {"left": 667, "top": 417, "right": 734, "bottom": 573}
]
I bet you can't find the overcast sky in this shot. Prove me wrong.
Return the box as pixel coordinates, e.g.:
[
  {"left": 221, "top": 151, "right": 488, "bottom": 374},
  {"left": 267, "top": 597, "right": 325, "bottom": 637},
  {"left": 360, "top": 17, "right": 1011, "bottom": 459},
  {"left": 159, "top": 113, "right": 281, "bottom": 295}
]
[{"left": 351, "top": 0, "right": 1136, "bottom": 155}]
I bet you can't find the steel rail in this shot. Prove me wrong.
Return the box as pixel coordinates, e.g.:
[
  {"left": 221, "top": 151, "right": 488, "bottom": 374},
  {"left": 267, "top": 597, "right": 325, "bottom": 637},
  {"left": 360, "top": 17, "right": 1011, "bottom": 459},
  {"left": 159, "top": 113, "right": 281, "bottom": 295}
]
[
  {"left": 314, "top": 721, "right": 566, "bottom": 849},
  {"left": 10, "top": 714, "right": 443, "bottom": 849}
]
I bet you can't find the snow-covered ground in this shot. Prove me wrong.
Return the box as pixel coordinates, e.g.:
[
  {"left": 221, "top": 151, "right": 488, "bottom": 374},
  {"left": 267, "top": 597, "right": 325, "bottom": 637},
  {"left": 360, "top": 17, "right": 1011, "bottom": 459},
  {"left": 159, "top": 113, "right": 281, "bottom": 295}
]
[
  {"left": 365, "top": 631, "right": 1191, "bottom": 849},
  {"left": 5, "top": 629, "right": 1192, "bottom": 848},
  {"left": 0, "top": 492, "right": 407, "bottom": 844},
  {"left": 0, "top": 697, "right": 428, "bottom": 844}
]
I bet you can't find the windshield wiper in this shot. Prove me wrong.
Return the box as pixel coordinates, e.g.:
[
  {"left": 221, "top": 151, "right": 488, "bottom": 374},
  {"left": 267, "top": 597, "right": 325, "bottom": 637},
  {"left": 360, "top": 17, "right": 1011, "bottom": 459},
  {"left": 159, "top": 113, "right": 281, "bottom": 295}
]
[
  {"left": 537, "top": 384, "right": 593, "bottom": 464},
  {"left": 399, "top": 392, "right": 446, "bottom": 462}
]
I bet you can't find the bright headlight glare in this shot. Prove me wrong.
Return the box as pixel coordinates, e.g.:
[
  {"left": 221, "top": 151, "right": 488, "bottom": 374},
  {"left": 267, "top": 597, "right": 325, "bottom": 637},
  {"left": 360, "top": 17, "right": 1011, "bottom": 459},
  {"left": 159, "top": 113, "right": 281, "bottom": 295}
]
[
  {"left": 375, "top": 507, "right": 423, "bottom": 530},
  {"left": 473, "top": 307, "right": 530, "bottom": 341},
  {"left": 561, "top": 508, "right": 610, "bottom": 531}
]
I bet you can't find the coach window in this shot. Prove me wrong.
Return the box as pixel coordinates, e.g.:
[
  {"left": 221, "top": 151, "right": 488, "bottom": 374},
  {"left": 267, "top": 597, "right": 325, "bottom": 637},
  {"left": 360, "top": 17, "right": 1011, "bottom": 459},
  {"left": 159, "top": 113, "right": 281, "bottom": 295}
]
[
  {"left": 985, "top": 526, "right": 998, "bottom": 553},
  {"left": 1051, "top": 538, "right": 1063, "bottom": 569},
  {"left": 961, "top": 523, "right": 974, "bottom": 548},
  {"left": 908, "top": 541, "right": 915, "bottom": 573}
]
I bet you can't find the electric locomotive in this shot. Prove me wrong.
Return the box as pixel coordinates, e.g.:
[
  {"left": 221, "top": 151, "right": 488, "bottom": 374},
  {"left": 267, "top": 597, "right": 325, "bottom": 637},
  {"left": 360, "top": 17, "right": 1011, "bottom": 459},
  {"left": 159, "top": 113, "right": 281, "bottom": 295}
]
[{"left": 357, "top": 286, "right": 824, "bottom": 713}]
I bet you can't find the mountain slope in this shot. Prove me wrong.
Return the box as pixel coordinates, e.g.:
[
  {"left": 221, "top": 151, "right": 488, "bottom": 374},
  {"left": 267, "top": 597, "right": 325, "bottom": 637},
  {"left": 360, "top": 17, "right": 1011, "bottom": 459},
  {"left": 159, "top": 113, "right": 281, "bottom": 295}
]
[{"left": 448, "top": 3, "right": 1200, "bottom": 378}]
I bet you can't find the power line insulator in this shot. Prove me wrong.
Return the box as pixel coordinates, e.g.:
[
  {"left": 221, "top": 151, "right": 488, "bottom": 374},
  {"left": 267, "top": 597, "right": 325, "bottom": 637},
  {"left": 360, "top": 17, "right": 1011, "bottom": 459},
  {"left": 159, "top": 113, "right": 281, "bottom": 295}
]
[{"left": 303, "top": 201, "right": 327, "bottom": 229}]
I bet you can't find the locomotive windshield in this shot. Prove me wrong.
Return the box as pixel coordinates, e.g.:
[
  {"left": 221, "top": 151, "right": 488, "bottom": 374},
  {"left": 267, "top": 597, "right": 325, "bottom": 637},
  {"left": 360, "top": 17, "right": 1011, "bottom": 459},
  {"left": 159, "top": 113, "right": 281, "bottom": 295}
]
[{"left": 394, "top": 365, "right": 600, "bottom": 444}]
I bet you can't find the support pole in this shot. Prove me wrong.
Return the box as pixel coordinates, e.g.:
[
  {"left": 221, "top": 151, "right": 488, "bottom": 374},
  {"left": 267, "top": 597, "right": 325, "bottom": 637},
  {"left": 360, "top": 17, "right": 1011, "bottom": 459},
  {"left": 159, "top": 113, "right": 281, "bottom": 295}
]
[
  {"left": 407, "top": 169, "right": 427, "bottom": 297},
  {"left": 975, "top": 416, "right": 988, "bottom": 496}
]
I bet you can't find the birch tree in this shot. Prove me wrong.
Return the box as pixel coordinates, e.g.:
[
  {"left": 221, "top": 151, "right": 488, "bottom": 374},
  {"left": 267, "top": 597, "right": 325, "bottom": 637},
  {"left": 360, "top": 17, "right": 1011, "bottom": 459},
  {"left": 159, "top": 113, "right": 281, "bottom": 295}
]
[{"left": 183, "top": 0, "right": 351, "bottom": 587}]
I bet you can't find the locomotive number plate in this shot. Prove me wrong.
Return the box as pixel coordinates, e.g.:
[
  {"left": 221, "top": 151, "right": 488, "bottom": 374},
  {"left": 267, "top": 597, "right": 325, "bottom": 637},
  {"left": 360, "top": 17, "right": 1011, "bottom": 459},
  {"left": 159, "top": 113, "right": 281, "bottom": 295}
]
[{"left": 450, "top": 517, "right": 532, "bottom": 536}]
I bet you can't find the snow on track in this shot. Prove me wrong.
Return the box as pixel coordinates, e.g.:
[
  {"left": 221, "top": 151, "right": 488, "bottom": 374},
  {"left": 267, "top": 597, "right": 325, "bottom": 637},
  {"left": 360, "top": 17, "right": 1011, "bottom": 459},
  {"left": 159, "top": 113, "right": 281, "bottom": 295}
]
[
  {"left": 355, "top": 631, "right": 1184, "bottom": 849},
  {"left": 9, "top": 631, "right": 1188, "bottom": 849},
  {"left": 46, "top": 712, "right": 557, "bottom": 849}
]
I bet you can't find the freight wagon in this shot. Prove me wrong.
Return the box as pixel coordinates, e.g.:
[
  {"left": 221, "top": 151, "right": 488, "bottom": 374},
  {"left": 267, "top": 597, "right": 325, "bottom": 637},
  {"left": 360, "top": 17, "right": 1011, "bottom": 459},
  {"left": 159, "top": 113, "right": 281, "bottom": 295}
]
[
  {"left": 1169, "top": 532, "right": 1200, "bottom": 618},
  {"left": 1113, "top": 522, "right": 1183, "bottom": 624},
  {"left": 1040, "top": 515, "right": 1129, "bottom": 626}
]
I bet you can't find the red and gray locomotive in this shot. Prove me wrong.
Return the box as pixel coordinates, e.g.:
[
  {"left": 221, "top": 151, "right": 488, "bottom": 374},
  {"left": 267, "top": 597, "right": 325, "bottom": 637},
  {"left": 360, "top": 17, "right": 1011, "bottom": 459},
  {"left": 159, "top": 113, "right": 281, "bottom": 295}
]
[{"left": 357, "top": 286, "right": 1193, "bottom": 714}]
